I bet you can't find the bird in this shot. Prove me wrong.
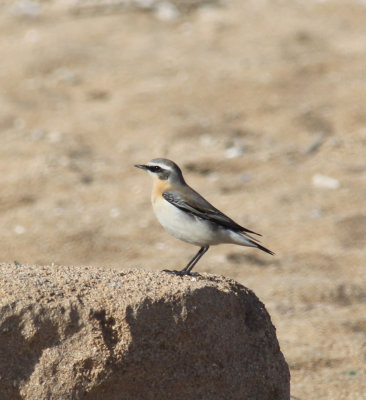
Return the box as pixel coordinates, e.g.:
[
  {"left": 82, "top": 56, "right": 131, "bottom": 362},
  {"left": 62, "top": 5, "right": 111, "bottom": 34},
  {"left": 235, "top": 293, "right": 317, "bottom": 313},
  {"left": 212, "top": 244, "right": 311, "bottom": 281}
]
[{"left": 135, "top": 158, "right": 274, "bottom": 275}]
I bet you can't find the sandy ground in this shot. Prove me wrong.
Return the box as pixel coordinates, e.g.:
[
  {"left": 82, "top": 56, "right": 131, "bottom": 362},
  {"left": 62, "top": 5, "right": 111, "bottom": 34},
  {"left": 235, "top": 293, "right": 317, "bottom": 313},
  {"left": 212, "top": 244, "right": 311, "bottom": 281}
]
[{"left": 1, "top": 0, "right": 366, "bottom": 398}]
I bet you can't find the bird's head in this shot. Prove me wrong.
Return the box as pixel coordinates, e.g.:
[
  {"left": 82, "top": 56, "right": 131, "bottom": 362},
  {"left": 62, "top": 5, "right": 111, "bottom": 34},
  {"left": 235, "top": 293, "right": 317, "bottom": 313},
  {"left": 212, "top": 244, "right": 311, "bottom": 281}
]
[{"left": 135, "top": 158, "right": 185, "bottom": 184}]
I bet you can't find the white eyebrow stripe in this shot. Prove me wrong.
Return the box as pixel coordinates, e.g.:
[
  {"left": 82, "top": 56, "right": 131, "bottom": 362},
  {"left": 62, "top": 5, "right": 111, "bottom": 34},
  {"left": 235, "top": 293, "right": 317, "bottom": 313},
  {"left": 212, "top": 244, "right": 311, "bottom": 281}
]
[{"left": 147, "top": 163, "right": 173, "bottom": 172}]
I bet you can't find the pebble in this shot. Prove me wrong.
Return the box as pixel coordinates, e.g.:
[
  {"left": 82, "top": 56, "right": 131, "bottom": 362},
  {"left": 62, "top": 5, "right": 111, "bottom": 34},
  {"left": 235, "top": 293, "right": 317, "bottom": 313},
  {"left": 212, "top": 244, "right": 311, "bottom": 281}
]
[
  {"left": 225, "top": 145, "right": 244, "bottom": 159},
  {"left": 154, "top": 2, "right": 179, "bottom": 21},
  {"left": 110, "top": 208, "right": 121, "bottom": 218},
  {"left": 11, "top": 0, "right": 41, "bottom": 17},
  {"left": 14, "top": 225, "right": 26, "bottom": 234},
  {"left": 240, "top": 173, "right": 252, "bottom": 183},
  {"left": 312, "top": 174, "right": 340, "bottom": 189}
]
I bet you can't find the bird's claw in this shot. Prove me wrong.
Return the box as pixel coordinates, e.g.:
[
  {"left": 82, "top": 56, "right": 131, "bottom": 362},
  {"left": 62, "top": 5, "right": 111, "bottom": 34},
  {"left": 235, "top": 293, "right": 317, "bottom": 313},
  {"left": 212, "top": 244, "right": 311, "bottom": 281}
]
[{"left": 163, "top": 269, "right": 191, "bottom": 276}]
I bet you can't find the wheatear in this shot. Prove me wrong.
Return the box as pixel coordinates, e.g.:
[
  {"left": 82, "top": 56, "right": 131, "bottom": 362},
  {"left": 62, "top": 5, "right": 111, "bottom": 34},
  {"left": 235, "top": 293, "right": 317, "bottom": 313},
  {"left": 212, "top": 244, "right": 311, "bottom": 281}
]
[{"left": 135, "top": 158, "right": 274, "bottom": 275}]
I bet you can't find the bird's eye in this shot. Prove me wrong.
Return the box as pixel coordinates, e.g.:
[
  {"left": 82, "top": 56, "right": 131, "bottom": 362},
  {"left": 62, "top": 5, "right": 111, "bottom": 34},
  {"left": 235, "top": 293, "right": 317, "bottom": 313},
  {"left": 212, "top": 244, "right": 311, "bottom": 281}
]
[{"left": 150, "top": 166, "right": 162, "bottom": 172}]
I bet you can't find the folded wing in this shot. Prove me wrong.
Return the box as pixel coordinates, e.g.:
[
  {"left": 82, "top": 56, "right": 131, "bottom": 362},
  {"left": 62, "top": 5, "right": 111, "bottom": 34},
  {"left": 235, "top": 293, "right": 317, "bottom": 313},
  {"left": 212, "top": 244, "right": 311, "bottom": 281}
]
[{"left": 162, "top": 190, "right": 261, "bottom": 239}]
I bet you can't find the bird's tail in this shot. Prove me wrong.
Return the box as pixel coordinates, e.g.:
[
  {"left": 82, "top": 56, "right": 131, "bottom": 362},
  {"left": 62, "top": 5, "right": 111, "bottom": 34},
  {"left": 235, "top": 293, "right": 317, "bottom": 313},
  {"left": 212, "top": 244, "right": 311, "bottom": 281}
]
[
  {"left": 230, "top": 231, "right": 275, "bottom": 255},
  {"left": 252, "top": 241, "right": 275, "bottom": 256}
]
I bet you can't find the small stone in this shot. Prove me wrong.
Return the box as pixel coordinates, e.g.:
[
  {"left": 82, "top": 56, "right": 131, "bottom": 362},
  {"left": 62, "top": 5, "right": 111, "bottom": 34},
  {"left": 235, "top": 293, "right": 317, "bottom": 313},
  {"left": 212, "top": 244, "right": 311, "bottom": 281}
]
[
  {"left": 47, "top": 131, "right": 62, "bottom": 143},
  {"left": 225, "top": 145, "right": 244, "bottom": 159},
  {"left": 11, "top": 0, "right": 41, "bottom": 18},
  {"left": 109, "top": 208, "right": 121, "bottom": 218},
  {"left": 134, "top": 0, "right": 156, "bottom": 9},
  {"left": 14, "top": 225, "right": 26, "bottom": 235},
  {"left": 310, "top": 208, "right": 323, "bottom": 219},
  {"left": 312, "top": 174, "right": 340, "bottom": 189},
  {"left": 240, "top": 173, "right": 252, "bottom": 183},
  {"left": 154, "top": 2, "right": 179, "bottom": 21},
  {"left": 200, "top": 134, "right": 215, "bottom": 146},
  {"left": 107, "top": 281, "right": 123, "bottom": 288},
  {"left": 52, "top": 68, "right": 79, "bottom": 85},
  {"left": 24, "top": 29, "right": 39, "bottom": 44}
]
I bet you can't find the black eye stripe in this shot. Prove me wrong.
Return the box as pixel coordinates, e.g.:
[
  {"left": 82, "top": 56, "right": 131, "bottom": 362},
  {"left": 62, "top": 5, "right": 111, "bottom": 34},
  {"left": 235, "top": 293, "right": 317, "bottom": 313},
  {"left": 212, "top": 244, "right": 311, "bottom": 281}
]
[{"left": 149, "top": 166, "right": 162, "bottom": 172}]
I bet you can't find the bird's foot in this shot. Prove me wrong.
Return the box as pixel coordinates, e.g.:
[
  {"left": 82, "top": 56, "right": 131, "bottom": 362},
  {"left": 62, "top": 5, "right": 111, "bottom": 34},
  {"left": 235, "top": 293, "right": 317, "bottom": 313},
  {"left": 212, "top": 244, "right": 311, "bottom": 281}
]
[{"left": 163, "top": 269, "right": 191, "bottom": 276}]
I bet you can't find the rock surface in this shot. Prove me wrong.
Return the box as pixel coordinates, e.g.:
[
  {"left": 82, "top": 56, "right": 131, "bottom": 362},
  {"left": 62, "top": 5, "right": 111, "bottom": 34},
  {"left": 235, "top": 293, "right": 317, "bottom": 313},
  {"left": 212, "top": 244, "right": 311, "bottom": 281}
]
[{"left": 0, "top": 263, "right": 290, "bottom": 400}]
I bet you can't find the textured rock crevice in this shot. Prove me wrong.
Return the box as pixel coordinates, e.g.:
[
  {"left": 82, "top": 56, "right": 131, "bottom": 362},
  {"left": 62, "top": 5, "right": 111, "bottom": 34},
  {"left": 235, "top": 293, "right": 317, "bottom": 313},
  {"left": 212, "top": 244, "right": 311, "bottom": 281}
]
[{"left": 0, "top": 263, "right": 290, "bottom": 400}]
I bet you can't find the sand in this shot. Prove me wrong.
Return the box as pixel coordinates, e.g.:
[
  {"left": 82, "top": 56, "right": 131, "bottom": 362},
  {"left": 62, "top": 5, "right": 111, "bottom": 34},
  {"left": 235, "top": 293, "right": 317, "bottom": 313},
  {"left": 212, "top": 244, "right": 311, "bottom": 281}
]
[{"left": 0, "top": 0, "right": 365, "bottom": 398}]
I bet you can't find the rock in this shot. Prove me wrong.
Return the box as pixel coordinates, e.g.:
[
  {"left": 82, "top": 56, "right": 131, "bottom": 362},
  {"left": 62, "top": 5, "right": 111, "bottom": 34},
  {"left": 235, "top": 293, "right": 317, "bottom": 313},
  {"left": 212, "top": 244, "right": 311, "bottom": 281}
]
[{"left": 0, "top": 263, "right": 290, "bottom": 400}]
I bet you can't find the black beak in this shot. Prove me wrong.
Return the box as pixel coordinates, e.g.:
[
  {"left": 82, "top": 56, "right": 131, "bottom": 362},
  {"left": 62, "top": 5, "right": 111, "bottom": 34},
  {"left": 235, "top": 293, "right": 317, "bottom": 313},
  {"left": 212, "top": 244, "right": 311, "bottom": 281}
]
[{"left": 135, "top": 164, "right": 149, "bottom": 170}]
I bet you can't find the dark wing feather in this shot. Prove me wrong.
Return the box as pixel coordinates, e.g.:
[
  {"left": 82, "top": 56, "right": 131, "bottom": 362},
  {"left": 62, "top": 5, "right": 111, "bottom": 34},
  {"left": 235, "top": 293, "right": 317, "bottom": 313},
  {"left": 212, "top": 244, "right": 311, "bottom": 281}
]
[{"left": 162, "top": 190, "right": 261, "bottom": 237}]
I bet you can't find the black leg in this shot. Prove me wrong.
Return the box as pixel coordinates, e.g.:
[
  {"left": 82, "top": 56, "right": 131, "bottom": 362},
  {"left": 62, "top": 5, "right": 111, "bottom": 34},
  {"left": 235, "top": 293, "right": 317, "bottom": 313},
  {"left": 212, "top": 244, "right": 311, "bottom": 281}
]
[
  {"left": 180, "top": 246, "right": 209, "bottom": 275},
  {"left": 163, "top": 246, "right": 209, "bottom": 276}
]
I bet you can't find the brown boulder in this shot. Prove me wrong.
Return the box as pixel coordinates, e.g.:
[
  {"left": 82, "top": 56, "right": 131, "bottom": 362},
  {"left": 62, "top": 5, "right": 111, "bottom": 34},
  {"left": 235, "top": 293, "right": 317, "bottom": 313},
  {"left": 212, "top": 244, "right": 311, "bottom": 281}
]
[{"left": 0, "top": 263, "right": 290, "bottom": 399}]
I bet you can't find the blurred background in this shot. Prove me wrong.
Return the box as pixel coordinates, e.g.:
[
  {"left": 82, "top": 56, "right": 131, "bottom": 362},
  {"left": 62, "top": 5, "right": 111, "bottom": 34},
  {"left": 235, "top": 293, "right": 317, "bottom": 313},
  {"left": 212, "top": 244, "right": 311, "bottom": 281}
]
[{"left": 1, "top": 0, "right": 366, "bottom": 398}]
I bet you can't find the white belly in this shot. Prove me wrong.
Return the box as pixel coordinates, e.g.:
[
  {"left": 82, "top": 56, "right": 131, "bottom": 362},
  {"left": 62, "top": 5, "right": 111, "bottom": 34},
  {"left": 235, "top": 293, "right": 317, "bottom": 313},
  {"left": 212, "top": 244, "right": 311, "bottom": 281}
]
[{"left": 152, "top": 197, "right": 232, "bottom": 246}]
